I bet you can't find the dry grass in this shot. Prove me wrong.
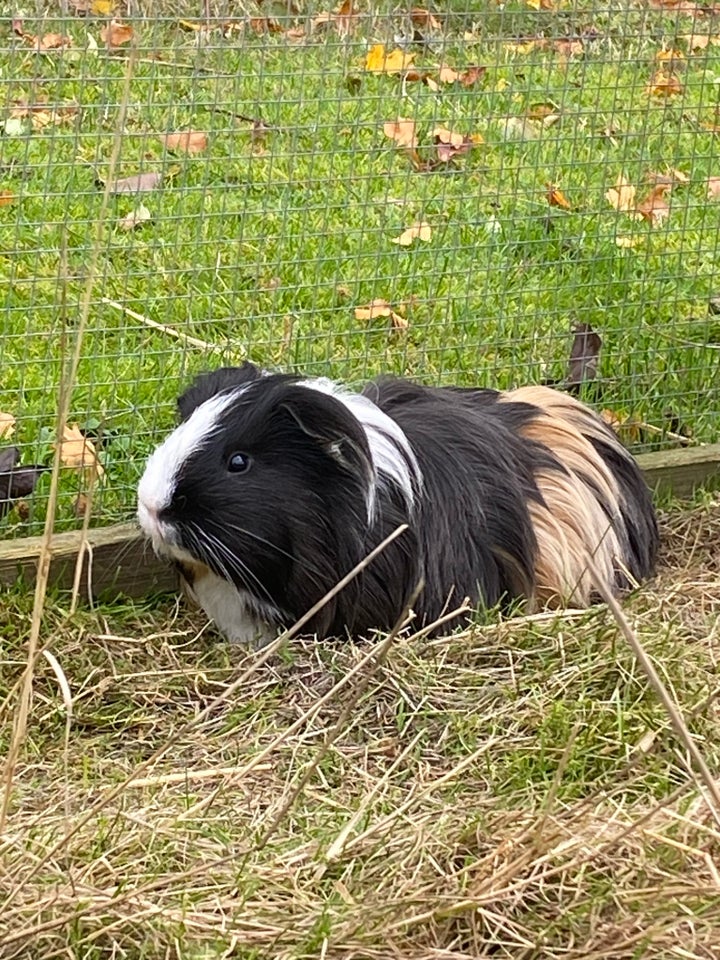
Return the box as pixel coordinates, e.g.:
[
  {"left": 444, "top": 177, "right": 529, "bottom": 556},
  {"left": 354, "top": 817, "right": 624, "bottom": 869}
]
[{"left": 0, "top": 496, "right": 719, "bottom": 959}]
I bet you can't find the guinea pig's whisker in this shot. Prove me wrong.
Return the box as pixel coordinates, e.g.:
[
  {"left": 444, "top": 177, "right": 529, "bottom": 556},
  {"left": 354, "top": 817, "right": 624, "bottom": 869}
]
[
  {"left": 209, "top": 519, "right": 326, "bottom": 584},
  {"left": 193, "top": 524, "right": 276, "bottom": 605}
]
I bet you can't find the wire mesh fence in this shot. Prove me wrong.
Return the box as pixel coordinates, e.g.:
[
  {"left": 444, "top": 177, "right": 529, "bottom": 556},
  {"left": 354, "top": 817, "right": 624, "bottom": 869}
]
[{"left": 1, "top": 0, "right": 719, "bottom": 538}]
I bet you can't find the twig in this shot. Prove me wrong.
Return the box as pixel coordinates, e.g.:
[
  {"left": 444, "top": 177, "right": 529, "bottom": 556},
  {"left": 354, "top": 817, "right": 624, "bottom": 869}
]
[
  {"left": 587, "top": 555, "right": 720, "bottom": 827},
  {"left": 100, "top": 297, "right": 222, "bottom": 353}
]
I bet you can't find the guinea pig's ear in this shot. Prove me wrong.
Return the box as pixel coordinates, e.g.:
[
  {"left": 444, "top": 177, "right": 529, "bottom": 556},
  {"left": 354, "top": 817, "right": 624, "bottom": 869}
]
[
  {"left": 279, "top": 389, "right": 373, "bottom": 479},
  {"left": 177, "top": 363, "right": 267, "bottom": 421}
]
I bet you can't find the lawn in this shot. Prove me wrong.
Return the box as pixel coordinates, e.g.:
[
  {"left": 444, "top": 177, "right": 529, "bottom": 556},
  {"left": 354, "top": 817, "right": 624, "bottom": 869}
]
[
  {"left": 1, "top": 494, "right": 719, "bottom": 956},
  {"left": 0, "top": 1, "right": 719, "bottom": 535}
]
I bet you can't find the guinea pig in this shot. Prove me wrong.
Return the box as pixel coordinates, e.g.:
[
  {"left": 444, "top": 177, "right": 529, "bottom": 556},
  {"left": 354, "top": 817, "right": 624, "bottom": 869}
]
[{"left": 136, "top": 362, "right": 659, "bottom": 646}]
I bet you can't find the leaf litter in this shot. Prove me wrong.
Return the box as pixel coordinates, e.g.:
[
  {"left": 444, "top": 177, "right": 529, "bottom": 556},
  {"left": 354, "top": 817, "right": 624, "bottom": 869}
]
[
  {"left": 354, "top": 299, "right": 408, "bottom": 330},
  {"left": 391, "top": 221, "right": 432, "bottom": 246}
]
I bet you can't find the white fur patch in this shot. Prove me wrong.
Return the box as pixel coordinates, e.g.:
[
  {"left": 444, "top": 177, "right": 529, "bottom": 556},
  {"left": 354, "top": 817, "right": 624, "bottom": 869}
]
[
  {"left": 186, "top": 571, "right": 279, "bottom": 648},
  {"left": 137, "top": 389, "right": 238, "bottom": 551},
  {"left": 299, "top": 377, "right": 423, "bottom": 519}
]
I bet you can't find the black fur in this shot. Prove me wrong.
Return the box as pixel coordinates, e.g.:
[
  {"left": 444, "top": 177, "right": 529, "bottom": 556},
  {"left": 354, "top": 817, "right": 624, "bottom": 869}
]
[{"left": 158, "top": 364, "right": 659, "bottom": 639}]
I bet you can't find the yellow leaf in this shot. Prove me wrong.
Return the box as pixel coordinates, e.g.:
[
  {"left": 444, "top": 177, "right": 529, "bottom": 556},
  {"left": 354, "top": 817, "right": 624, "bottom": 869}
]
[
  {"left": 0, "top": 412, "right": 16, "bottom": 438},
  {"left": 55, "top": 424, "right": 104, "bottom": 479},
  {"left": 391, "top": 220, "right": 432, "bottom": 246},
  {"left": 646, "top": 70, "right": 684, "bottom": 97},
  {"left": 0, "top": 190, "right": 15, "bottom": 206},
  {"left": 364, "top": 43, "right": 414, "bottom": 74},
  {"left": 615, "top": 235, "right": 641, "bottom": 248},
  {"left": 91, "top": 0, "right": 116, "bottom": 12},
  {"left": 605, "top": 175, "right": 637, "bottom": 213},
  {"left": 354, "top": 298, "right": 393, "bottom": 320}
]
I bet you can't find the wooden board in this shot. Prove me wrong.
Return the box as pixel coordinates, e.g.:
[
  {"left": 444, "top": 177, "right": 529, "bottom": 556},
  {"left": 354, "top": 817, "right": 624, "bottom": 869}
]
[{"left": 0, "top": 443, "right": 718, "bottom": 602}]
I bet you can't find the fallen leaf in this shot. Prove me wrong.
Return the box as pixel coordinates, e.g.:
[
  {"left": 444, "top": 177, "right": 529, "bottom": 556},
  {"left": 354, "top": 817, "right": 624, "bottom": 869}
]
[
  {"left": 646, "top": 71, "right": 684, "bottom": 97},
  {"left": 605, "top": 175, "right": 637, "bottom": 213},
  {"left": 55, "top": 424, "right": 104, "bottom": 479},
  {"left": 248, "top": 17, "right": 283, "bottom": 34},
  {"left": 615, "top": 235, "right": 641, "bottom": 248},
  {"left": 12, "top": 17, "right": 24, "bottom": 35},
  {"left": 410, "top": 7, "right": 442, "bottom": 30},
  {"left": 459, "top": 65, "right": 487, "bottom": 86},
  {"left": 163, "top": 130, "right": 208, "bottom": 154},
  {"left": 391, "top": 220, "right": 432, "bottom": 246},
  {"left": 433, "top": 126, "right": 475, "bottom": 162},
  {"left": 383, "top": 118, "right": 418, "bottom": 149},
  {"left": 0, "top": 190, "right": 15, "bottom": 206},
  {"left": 636, "top": 184, "right": 671, "bottom": 226},
  {"left": 505, "top": 40, "right": 540, "bottom": 55},
  {"left": 10, "top": 99, "right": 80, "bottom": 130},
  {"left": 438, "top": 64, "right": 459, "bottom": 83},
  {"left": 73, "top": 493, "right": 90, "bottom": 518},
  {"left": 354, "top": 298, "right": 408, "bottom": 329},
  {"left": 106, "top": 172, "right": 162, "bottom": 194},
  {"left": 92, "top": 0, "right": 116, "bottom": 12},
  {"left": 0, "top": 413, "right": 16, "bottom": 438},
  {"left": 500, "top": 116, "right": 541, "bottom": 141},
  {"left": 364, "top": 43, "right": 414, "bottom": 74},
  {"left": 707, "top": 176, "right": 720, "bottom": 199},
  {"left": 0, "top": 447, "right": 46, "bottom": 519},
  {"left": 567, "top": 323, "right": 602, "bottom": 388},
  {"left": 656, "top": 48, "right": 685, "bottom": 68},
  {"left": 354, "top": 299, "right": 394, "bottom": 320},
  {"left": 553, "top": 38, "right": 584, "bottom": 58},
  {"left": 101, "top": 20, "right": 134, "bottom": 48},
  {"left": 526, "top": 0, "right": 555, "bottom": 8},
  {"left": 646, "top": 168, "right": 689, "bottom": 187},
  {"left": 34, "top": 33, "right": 72, "bottom": 51},
  {"left": 546, "top": 183, "right": 573, "bottom": 210},
  {"left": 118, "top": 203, "right": 152, "bottom": 230}
]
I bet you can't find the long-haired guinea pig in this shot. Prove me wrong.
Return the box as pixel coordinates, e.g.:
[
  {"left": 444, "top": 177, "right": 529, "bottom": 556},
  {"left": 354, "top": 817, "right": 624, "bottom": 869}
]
[{"left": 137, "top": 363, "right": 659, "bottom": 646}]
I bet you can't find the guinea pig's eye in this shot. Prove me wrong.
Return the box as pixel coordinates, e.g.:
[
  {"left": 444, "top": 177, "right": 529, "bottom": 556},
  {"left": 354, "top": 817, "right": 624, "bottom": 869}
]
[{"left": 227, "top": 452, "right": 252, "bottom": 474}]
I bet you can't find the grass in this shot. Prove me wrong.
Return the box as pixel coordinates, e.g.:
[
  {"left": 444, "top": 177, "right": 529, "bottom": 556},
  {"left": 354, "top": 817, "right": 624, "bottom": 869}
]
[
  {"left": 0, "top": 2, "right": 718, "bottom": 534},
  {"left": 1, "top": 492, "right": 719, "bottom": 957}
]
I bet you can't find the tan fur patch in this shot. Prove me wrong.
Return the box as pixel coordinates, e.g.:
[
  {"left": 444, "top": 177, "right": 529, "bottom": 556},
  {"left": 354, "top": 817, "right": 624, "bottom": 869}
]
[{"left": 499, "top": 386, "right": 629, "bottom": 605}]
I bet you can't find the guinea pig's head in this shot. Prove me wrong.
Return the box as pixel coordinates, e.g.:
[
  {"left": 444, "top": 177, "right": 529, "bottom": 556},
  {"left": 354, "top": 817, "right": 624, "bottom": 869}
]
[{"left": 136, "top": 364, "right": 380, "bottom": 605}]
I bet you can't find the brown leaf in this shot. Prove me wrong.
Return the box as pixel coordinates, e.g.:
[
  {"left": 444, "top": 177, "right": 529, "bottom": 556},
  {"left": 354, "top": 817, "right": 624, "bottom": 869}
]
[
  {"left": 55, "top": 424, "right": 104, "bottom": 479},
  {"left": 101, "top": 20, "right": 134, "bottom": 49},
  {"left": 35, "top": 33, "right": 72, "bottom": 51},
  {"left": 433, "top": 126, "right": 475, "bottom": 162},
  {"left": 567, "top": 323, "right": 602, "bottom": 387},
  {"left": 546, "top": 183, "right": 573, "bottom": 210},
  {"left": 383, "top": 118, "right": 418, "bottom": 149},
  {"left": 0, "top": 190, "right": 15, "bottom": 207},
  {"left": 10, "top": 99, "right": 79, "bottom": 130},
  {"left": 0, "top": 413, "right": 16, "bottom": 438},
  {"left": 106, "top": 172, "right": 162, "bottom": 194},
  {"left": 163, "top": 130, "right": 208, "bottom": 155},
  {"left": 248, "top": 17, "right": 283, "bottom": 34},
  {"left": 459, "top": 65, "right": 487, "bottom": 87},
  {"left": 636, "top": 184, "right": 671, "bottom": 226},
  {"left": 646, "top": 71, "right": 684, "bottom": 97},
  {"left": 605, "top": 175, "right": 637, "bottom": 213},
  {"left": 391, "top": 221, "right": 432, "bottom": 246},
  {"left": 73, "top": 493, "right": 90, "bottom": 518},
  {"left": 600, "top": 409, "right": 642, "bottom": 444},
  {"left": 707, "top": 176, "right": 720, "bottom": 199},
  {"left": 365, "top": 44, "right": 414, "bottom": 74},
  {"left": 410, "top": 7, "right": 442, "bottom": 30}
]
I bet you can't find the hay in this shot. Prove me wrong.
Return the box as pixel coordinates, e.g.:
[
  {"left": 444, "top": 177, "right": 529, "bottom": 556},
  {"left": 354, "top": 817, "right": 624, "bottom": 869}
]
[{"left": 1, "top": 497, "right": 719, "bottom": 958}]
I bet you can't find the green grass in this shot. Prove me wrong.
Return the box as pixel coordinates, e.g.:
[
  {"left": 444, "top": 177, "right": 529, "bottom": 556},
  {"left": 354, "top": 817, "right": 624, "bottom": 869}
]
[
  {"left": 1, "top": 497, "right": 719, "bottom": 957},
  {"left": 0, "top": 3, "right": 719, "bottom": 533}
]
